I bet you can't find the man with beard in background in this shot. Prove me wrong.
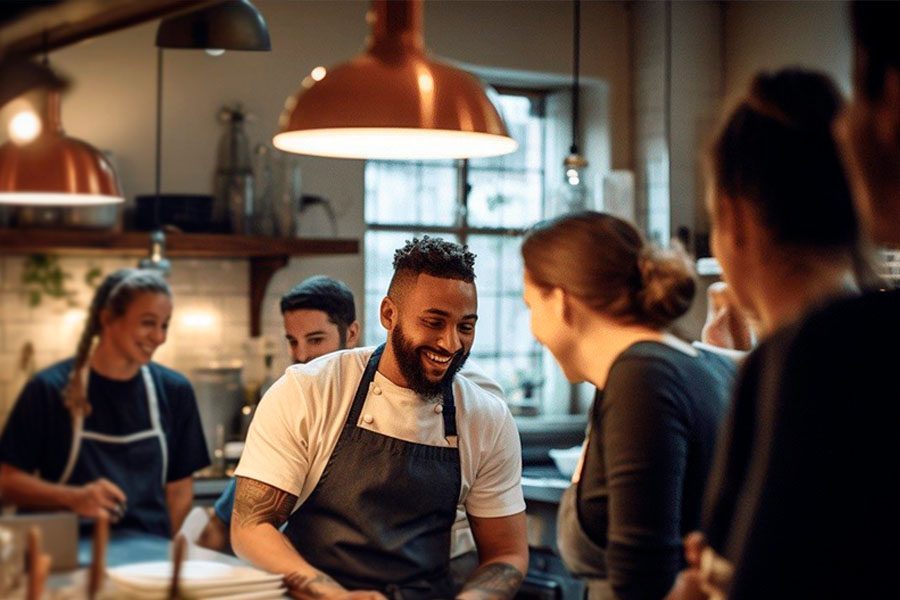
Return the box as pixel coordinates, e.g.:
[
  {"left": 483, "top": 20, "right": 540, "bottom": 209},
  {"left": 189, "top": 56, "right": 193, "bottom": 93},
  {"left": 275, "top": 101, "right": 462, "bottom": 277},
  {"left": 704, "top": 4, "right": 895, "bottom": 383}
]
[{"left": 231, "top": 237, "right": 528, "bottom": 600}]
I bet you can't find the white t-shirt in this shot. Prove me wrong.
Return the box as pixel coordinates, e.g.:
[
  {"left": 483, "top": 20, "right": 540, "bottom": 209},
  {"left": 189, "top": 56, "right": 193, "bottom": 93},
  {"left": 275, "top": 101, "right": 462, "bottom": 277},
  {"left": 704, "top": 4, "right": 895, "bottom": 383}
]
[{"left": 236, "top": 346, "right": 526, "bottom": 553}]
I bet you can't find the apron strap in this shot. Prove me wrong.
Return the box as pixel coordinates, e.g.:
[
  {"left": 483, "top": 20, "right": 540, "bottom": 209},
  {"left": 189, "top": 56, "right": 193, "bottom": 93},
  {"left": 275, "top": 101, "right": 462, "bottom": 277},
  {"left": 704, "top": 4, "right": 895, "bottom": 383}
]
[
  {"left": 141, "top": 365, "right": 168, "bottom": 488},
  {"left": 58, "top": 413, "right": 85, "bottom": 484},
  {"left": 59, "top": 366, "right": 168, "bottom": 487},
  {"left": 349, "top": 344, "right": 459, "bottom": 442},
  {"left": 441, "top": 383, "right": 457, "bottom": 442},
  {"left": 346, "top": 344, "right": 385, "bottom": 427}
]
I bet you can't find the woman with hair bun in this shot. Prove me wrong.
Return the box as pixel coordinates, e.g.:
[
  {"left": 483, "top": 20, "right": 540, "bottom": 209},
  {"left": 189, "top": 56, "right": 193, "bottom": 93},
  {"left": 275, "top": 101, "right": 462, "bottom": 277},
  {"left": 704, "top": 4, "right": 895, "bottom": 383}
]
[
  {"left": 0, "top": 269, "right": 209, "bottom": 537},
  {"left": 521, "top": 211, "right": 736, "bottom": 599}
]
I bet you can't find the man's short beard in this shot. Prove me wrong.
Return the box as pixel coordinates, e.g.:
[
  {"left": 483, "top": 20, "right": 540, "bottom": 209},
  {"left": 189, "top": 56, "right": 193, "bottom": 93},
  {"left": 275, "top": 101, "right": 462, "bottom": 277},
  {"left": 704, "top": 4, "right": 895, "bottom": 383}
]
[{"left": 390, "top": 323, "right": 468, "bottom": 402}]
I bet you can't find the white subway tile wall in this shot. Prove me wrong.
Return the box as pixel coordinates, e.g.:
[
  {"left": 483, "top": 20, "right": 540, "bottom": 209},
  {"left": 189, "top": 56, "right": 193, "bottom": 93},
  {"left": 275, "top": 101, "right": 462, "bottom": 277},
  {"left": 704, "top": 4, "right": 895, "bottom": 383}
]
[
  {"left": 0, "top": 256, "right": 263, "bottom": 428},
  {"left": 0, "top": 252, "right": 364, "bottom": 429}
]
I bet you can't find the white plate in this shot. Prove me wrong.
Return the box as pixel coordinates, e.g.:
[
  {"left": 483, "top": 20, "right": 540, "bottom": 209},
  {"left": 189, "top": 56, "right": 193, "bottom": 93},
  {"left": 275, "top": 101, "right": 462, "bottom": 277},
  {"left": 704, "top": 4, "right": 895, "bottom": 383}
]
[
  {"left": 111, "top": 577, "right": 284, "bottom": 598},
  {"left": 110, "top": 581, "right": 285, "bottom": 600},
  {"left": 108, "top": 560, "right": 283, "bottom": 591}
]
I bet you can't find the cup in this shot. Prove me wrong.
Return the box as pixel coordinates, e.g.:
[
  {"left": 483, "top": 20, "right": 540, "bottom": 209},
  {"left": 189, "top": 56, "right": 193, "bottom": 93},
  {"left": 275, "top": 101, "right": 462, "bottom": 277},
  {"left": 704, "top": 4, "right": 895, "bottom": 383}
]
[{"left": 0, "top": 525, "right": 24, "bottom": 595}]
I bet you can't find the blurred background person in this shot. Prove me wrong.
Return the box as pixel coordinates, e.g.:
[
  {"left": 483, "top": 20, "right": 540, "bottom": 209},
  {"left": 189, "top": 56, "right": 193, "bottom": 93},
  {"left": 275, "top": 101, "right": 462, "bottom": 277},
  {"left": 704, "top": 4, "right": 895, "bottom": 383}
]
[
  {"left": 698, "top": 282, "right": 755, "bottom": 355},
  {"left": 673, "top": 58, "right": 896, "bottom": 599},
  {"left": 197, "top": 275, "right": 360, "bottom": 552},
  {"left": 0, "top": 269, "right": 209, "bottom": 537},
  {"left": 521, "top": 211, "right": 736, "bottom": 600},
  {"left": 281, "top": 275, "right": 361, "bottom": 365}
]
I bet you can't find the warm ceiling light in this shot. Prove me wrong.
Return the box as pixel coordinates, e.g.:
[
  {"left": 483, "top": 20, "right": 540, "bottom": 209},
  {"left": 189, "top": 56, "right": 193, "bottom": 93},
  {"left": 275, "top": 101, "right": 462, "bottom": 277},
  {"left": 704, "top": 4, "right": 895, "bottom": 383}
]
[
  {"left": 8, "top": 109, "right": 42, "bottom": 144},
  {"left": 0, "top": 90, "right": 124, "bottom": 206},
  {"left": 273, "top": 0, "right": 517, "bottom": 160}
]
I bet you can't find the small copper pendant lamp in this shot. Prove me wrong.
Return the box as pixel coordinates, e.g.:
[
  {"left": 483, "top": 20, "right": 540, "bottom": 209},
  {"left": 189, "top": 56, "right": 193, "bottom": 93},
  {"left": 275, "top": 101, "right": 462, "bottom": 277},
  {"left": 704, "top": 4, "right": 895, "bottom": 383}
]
[{"left": 0, "top": 88, "right": 123, "bottom": 205}]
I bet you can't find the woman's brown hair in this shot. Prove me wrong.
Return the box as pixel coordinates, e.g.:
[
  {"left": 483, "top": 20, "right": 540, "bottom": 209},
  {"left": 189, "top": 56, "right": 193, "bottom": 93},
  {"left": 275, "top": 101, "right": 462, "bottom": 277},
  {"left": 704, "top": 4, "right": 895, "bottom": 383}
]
[
  {"left": 709, "top": 68, "right": 883, "bottom": 288},
  {"left": 521, "top": 211, "right": 696, "bottom": 329},
  {"left": 63, "top": 269, "right": 171, "bottom": 418}
]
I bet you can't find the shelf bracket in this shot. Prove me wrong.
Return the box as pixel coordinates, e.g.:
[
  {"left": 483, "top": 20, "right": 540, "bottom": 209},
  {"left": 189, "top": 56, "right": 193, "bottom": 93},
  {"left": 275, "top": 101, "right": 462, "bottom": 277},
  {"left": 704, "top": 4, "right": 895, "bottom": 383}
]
[{"left": 249, "top": 256, "right": 289, "bottom": 337}]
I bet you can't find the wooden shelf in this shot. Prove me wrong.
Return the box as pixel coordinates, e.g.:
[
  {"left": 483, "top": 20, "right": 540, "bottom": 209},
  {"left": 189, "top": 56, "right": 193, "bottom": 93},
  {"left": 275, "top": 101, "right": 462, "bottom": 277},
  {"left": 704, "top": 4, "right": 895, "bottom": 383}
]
[{"left": 0, "top": 229, "right": 360, "bottom": 336}]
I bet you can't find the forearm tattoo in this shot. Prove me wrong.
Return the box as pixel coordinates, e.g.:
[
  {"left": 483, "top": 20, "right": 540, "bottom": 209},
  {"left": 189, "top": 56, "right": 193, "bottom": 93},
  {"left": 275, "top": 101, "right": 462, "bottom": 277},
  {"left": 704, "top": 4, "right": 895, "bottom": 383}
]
[
  {"left": 459, "top": 562, "right": 524, "bottom": 600},
  {"left": 233, "top": 476, "right": 296, "bottom": 528},
  {"left": 284, "top": 572, "right": 343, "bottom": 599}
]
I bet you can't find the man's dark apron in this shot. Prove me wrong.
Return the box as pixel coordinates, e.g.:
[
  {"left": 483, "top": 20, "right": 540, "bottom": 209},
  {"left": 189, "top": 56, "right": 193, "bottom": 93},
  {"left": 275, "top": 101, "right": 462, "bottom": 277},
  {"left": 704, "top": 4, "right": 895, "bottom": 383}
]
[
  {"left": 58, "top": 365, "right": 171, "bottom": 537},
  {"left": 283, "top": 345, "right": 461, "bottom": 600}
]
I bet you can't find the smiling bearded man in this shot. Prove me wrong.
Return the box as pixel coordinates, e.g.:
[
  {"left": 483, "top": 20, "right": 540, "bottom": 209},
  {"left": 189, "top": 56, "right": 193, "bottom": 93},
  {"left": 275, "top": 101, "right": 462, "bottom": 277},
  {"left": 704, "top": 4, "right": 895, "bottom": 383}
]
[{"left": 231, "top": 236, "right": 528, "bottom": 600}]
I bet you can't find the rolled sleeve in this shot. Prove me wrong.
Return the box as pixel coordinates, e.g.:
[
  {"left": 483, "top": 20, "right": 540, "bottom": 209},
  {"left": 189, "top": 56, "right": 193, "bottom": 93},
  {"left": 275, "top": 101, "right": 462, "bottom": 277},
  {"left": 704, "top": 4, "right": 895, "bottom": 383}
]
[
  {"left": 465, "top": 407, "right": 525, "bottom": 518},
  {"left": 234, "top": 374, "right": 309, "bottom": 497}
]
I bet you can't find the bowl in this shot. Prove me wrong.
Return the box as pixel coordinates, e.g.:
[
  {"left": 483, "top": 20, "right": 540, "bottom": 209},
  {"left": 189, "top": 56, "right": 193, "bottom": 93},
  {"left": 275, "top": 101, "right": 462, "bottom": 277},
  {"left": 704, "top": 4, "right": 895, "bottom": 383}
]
[{"left": 548, "top": 445, "right": 583, "bottom": 479}]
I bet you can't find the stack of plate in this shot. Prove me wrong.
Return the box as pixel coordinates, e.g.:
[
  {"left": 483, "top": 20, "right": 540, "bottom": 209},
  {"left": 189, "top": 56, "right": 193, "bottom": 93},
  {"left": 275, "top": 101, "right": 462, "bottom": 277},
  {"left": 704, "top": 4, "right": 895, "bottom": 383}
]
[{"left": 107, "top": 560, "right": 285, "bottom": 599}]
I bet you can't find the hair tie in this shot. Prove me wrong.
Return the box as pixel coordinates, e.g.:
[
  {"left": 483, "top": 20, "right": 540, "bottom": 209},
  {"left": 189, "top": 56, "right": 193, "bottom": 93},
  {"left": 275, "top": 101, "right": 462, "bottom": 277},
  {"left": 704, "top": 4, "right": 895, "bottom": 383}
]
[{"left": 743, "top": 95, "right": 793, "bottom": 127}]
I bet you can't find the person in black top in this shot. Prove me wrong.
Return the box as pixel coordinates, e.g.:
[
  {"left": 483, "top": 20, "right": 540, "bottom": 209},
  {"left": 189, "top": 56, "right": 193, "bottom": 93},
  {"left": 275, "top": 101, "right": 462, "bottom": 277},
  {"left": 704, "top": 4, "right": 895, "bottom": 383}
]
[
  {"left": 521, "top": 212, "right": 736, "bottom": 600},
  {"left": 0, "top": 269, "right": 209, "bottom": 538},
  {"left": 668, "top": 18, "right": 900, "bottom": 597}
]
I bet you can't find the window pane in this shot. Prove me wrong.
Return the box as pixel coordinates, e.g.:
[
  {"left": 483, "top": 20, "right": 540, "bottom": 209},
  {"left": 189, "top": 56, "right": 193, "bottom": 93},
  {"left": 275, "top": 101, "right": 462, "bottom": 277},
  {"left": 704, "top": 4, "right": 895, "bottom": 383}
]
[
  {"left": 466, "top": 234, "right": 542, "bottom": 406},
  {"left": 365, "top": 161, "right": 458, "bottom": 226},
  {"left": 474, "top": 95, "right": 544, "bottom": 172},
  {"left": 471, "top": 294, "right": 499, "bottom": 355},
  {"left": 466, "top": 169, "right": 543, "bottom": 229},
  {"left": 467, "top": 94, "right": 544, "bottom": 229},
  {"left": 363, "top": 230, "right": 410, "bottom": 345}
]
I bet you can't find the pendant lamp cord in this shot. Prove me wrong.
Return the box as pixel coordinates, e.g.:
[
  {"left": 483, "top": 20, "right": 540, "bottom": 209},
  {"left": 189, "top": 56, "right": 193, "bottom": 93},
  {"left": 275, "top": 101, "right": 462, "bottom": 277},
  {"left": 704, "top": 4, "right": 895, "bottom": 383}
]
[
  {"left": 154, "top": 47, "right": 163, "bottom": 229},
  {"left": 41, "top": 31, "right": 50, "bottom": 67},
  {"left": 570, "top": 0, "right": 581, "bottom": 156}
]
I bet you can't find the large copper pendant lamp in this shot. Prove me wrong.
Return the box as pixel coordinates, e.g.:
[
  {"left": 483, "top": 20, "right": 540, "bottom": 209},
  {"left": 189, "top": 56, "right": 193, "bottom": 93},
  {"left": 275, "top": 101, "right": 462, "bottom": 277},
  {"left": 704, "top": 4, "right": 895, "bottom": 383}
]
[
  {"left": 0, "top": 88, "right": 123, "bottom": 205},
  {"left": 273, "top": 0, "right": 517, "bottom": 160}
]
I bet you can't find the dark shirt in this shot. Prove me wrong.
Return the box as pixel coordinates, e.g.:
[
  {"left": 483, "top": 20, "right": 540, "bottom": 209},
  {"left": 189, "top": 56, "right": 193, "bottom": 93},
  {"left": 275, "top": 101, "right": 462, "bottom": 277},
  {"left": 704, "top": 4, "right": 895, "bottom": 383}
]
[
  {"left": 0, "top": 360, "right": 210, "bottom": 527},
  {"left": 702, "top": 289, "right": 900, "bottom": 599},
  {"left": 578, "top": 341, "right": 736, "bottom": 600}
]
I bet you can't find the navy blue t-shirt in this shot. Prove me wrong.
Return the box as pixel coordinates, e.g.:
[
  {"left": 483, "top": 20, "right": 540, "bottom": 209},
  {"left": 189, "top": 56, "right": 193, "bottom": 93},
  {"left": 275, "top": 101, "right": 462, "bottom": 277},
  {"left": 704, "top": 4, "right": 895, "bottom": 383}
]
[{"left": 0, "top": 359, "right": 210, "bottom": 534}]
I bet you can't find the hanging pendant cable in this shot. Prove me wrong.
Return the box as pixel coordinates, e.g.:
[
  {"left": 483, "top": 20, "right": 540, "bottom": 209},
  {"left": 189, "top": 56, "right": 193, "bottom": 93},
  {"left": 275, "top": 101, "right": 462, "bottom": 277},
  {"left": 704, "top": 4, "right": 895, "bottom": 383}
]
[
  {"left": 570, "top": 0, "right": 581, "bottom": 156},
  {"left": 154, "top": 47, "right": 163, "bottom": 229}
]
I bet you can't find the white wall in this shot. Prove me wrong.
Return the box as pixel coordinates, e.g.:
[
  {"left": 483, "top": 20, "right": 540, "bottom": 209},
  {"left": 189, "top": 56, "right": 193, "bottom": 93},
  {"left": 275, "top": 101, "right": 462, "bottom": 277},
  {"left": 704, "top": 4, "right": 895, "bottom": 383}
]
[{"left": 724, "top": 0, "right": 851, "bottom": 107}]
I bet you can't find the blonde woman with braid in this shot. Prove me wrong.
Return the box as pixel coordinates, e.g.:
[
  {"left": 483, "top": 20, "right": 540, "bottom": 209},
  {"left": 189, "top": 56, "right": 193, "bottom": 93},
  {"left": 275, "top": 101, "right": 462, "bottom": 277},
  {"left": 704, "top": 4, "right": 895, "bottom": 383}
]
[{"left": 0, "top": 269, "right": 209, "bottom": 537}]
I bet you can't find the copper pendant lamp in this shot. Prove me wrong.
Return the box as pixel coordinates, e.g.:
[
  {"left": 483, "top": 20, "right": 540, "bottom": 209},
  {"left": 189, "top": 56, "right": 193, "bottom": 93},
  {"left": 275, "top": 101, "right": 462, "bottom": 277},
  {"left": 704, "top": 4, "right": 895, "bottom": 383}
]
[
  {"left": 273, "top": 0, "right": 517, "bottom": 160},
  {"left": 0, "top": 88, "right": 123, "bottom": 205}
]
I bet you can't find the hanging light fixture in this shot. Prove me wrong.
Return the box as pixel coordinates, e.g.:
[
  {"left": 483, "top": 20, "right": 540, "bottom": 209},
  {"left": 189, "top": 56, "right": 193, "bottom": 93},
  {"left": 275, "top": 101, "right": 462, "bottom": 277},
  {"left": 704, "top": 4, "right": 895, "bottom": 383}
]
[
  {"left": 273, "top": 0, "right": 517, "bottom": 160},
  {"left": 137, "top": 0, "right": 271, "bottom": 273},
  {"left": 0, "top": 85, "right": 124, "bottom": 206},
  {"left": 155, "top": 0, "right": 271, "bottom": 52},
  {"left": 550, "top": 0, "right": 592, "bottom": 216}
]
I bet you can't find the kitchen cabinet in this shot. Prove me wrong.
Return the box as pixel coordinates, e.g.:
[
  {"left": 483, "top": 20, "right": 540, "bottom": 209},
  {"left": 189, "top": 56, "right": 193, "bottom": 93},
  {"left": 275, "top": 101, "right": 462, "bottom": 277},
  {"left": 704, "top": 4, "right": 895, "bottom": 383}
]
[{"left": 0, "top": 229, "right": 359, "bottom": 336}]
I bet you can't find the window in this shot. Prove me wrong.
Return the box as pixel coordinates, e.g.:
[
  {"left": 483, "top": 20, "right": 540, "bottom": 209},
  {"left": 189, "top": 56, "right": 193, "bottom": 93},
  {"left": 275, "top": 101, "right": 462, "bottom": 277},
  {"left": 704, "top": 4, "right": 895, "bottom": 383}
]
[{"left": 364, "top": 91, "right": 547, "bottom": 412}]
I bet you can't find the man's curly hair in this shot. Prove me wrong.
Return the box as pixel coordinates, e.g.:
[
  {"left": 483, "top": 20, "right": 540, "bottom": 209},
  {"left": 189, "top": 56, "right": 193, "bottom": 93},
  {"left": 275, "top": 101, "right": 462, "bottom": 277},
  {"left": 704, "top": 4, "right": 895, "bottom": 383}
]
[{"left": 388, "top": 236, "right": 476, "bottom": 298}]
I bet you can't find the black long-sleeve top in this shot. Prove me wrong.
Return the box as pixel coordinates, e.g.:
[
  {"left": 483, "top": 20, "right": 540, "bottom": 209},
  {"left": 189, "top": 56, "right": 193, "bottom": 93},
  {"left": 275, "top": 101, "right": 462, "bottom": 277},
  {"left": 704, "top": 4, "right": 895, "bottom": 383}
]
[{"left": 577, "top": 341, "right": 736, "bottom": 600}]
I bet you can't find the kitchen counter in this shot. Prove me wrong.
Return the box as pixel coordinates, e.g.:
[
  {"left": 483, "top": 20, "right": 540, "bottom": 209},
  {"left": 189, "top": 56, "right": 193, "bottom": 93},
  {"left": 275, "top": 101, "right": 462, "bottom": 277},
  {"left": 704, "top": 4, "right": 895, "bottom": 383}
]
[{"left": 195, "top": 467, "right": 570, "bottom": 506}]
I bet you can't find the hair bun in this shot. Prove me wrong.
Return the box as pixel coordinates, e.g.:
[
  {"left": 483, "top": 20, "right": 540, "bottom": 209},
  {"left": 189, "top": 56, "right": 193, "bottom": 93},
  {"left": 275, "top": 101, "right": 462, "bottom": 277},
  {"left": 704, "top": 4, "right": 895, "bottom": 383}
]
[
  {"left": 635, "top": 246, "right": 696, "bottom": 328},
  {"left": 750, "top": 68, "right": 842, "bottom": 132}
]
